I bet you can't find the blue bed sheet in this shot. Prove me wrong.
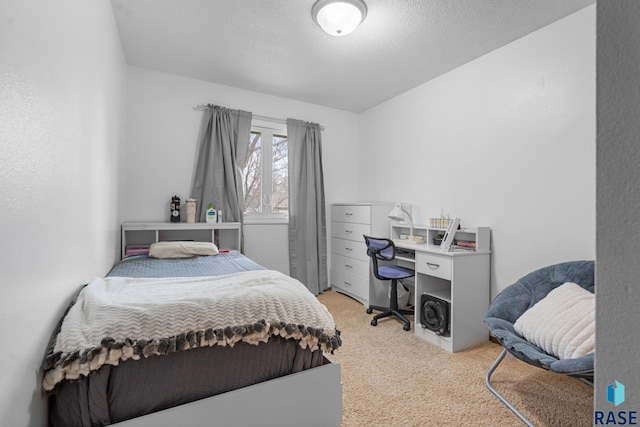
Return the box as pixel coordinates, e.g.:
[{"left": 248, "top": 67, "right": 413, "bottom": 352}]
[{"left": 107, "top": 251, "right": 266, "bottom": 278}]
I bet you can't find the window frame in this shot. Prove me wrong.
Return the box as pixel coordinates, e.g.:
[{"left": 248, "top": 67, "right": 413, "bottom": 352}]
[{"left": 243, "top": 120, "right": 289, "bottom": 225}]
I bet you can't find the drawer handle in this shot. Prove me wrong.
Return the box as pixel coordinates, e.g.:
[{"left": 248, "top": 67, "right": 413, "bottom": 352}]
[
  {"left": 345, "top": 212, "right": 353, "bottom": 217},
  {"left": 426, "top": 262, "right": 440, "bottom": 268},
  {"left": 345, "top": 264, "right": 353, "bottom": 269},
  {"left": 343, "top": 281, "right": 352, "bottom": 286},
  {"left": 345, "top": 230, "right": 353, "bottom": 234},
  {"left": 344, "top": 247, "right": 353, "bottom": 251}
]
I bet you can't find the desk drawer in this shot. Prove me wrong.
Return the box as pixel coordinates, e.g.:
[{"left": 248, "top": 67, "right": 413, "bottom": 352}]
[
  {"left": 331, "top": 238, "right": 368, "bottom": 262},
  {"left": 416, "top": 252, "right": 452, "bottom": 280},
  {"left": 332, "top": 254, "right": 369, "bottom": 279},
  {"left": 331, "top": 222, "right": 370, "bottom": 242},
  {"left": 331, "top": 205, "right": 371, "bottom": 224}
]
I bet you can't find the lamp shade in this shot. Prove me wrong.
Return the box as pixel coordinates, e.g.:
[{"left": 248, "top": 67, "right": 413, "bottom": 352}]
[
  {"left": 388, "top": 203, "right": 407, "bottom": 222},
  {"left": 388, "top": 203, "right": 414, "bottom": 236},
  {"left": 312, "top": 0, "right": 367, "bottom": 37}
]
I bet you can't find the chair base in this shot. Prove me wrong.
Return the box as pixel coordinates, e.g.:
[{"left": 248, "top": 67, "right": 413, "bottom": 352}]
[
  {"left": 367, "top": 304, "right": 413, "bottom": 331},
  {"left": 487, "top": 347, "right": 594, "bottom": 426},
  {"left": 486, "top": 348, "right": 535, "bottom": 427}
]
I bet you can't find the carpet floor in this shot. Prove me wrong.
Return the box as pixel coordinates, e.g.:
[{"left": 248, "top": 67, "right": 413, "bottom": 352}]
[{"left": 317, "top": 290, "right": 593, "bottom": 427}]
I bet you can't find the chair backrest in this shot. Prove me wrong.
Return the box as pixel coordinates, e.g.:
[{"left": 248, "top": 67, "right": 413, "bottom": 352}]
[
  {"left": 363, "top": 235, "right": 396, "bottom": 281},
  {"left": 486, "top": 260, "right": 594, "bottom": 324}
]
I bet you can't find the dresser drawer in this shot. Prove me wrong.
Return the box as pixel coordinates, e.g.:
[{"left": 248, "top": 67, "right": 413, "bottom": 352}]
[
  {"left": 331, "top": 222, "right": 370, "bottom": 242},
  {"left": 331, "top": 269, "right": 369, "bottom": 303},
  {"left": 331, "top": 238, "right": 369, "bottom": 262},
  {"left": 331, "top": 205, "right": 371, "bottom": 224},
  {"left": 416, "top": 252, "right": 452, "bottom": 280},
  {"left": 331, "top": 254, "right": 370, "bottom": 279}
]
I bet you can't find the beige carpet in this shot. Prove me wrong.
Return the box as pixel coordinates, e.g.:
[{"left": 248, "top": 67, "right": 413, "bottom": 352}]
[{"left": 317, "top": 290, "right": 593, "bottom": 427}]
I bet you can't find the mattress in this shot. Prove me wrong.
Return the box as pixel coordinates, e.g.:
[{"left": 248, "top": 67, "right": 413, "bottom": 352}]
[{"left": 45, "top": 252, "right": 339, "bottom": 427}]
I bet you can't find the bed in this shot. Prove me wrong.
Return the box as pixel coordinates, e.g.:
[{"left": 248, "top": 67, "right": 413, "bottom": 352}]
[{"left": 42, "top": 250, "right": 342, "bottom": 427}]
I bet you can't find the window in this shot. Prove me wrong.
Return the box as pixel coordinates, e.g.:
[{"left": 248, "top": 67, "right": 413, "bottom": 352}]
[{"left": 242, "top": 123, "right": 288, "bottom": 221}]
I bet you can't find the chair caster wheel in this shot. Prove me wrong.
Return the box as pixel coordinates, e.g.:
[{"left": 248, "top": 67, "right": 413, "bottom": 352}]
[
  {"left": 366, "top": 308, "right": 373, "bottom": 314},
  {"left": 371, "top": 319, "right": 377, "bottom": 326},
  {"left": 403, "top": 324, "right": 411, "bottom": 331}
]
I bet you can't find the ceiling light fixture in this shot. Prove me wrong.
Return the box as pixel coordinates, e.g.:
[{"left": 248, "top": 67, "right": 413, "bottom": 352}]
[{"left": 311, "top": 0, "right": 367, "bottom": 37}]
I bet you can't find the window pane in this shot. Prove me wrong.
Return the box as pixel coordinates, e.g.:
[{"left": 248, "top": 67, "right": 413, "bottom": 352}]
[
  {"left": 243, "top": 132, "right": 262, "bottom": 214},
  {"left": 272, "top": 135, "right": 288, "bottom": 214}
]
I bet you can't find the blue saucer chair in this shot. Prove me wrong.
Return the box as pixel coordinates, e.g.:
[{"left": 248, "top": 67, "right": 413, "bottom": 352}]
[{"left": 484, "top": 260, "right": 595, "bottom": 426}]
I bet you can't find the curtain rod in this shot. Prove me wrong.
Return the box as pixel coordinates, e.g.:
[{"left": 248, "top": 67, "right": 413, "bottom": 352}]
[{"left": 194, "top": 104, "right": 324, "bottom": 131}]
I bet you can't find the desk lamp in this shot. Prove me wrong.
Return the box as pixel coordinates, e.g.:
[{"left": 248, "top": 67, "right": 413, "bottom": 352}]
[{"left": 388, "top": 203, "right": 413, "bottom": 238}]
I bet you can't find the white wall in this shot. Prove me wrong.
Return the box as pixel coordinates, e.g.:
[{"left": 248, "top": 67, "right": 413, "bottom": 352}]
[
  {"left": 358, "top": 6, "right": 596, "bottom": 298},
  {"left": 125, "top": 6, "right": 596, "bottom": 293},
  {"left": 0, "top": 1, "right": 127, "bottom": 426},
  {"left": 124, "top": 67, "right": 360, "bottom": 272},
  {"left": 596, "top": 1, "right": 640, "bottom": 411},
  {"left": 244, "top": 224, "right": 290, "bottom": 274}
]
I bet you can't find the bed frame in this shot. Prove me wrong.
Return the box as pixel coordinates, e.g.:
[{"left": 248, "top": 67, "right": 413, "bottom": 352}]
[{"left": 114, "top": 355, "right": 342, "bottom": 427}]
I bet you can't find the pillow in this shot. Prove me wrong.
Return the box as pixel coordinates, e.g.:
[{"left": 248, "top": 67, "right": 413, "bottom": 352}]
[
  {"left": 149, "top": 241, "right": 219, "bottom": 258},
  {"left": 514, "top": 282, "right": 594, "bottom": 360}
]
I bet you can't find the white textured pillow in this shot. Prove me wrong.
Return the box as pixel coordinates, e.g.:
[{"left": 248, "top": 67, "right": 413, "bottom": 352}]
[
  {"left": 149, "top": 241, "right": 219, "bottom": 258},
  {"left": 514, "top": 282, "right": 595, "bottom": 360}
]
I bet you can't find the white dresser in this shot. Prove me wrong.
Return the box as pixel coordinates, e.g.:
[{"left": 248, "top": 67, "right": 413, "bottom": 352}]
[{"left": 330, "top": 203, "right": 394, "bottom": 305}]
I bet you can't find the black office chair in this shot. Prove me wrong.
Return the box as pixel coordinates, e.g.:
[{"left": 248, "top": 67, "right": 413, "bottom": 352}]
[{"left": 363, "top": 235, "right": 415, "bottom": 331}]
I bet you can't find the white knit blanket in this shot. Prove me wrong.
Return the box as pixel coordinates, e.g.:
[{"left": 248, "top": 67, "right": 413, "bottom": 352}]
[{"left": 43, "top": 270, "right": 339, "bottom": 391}]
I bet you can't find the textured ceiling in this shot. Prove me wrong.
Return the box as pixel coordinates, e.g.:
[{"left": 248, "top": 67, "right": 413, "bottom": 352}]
[{"left": 110, "top": 0, "right": 595, "bottom": 113}]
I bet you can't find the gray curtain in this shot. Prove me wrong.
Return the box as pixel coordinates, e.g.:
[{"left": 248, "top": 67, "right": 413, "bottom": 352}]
[
  {"left": 286, "top": 119, "right": 327, "bottom": 295},
  {"left": 191, "top": 105, "right": 252, "bottom": 250}
]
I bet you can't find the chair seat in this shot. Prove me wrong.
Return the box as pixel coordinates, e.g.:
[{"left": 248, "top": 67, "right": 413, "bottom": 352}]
[
  {"left": 484, "top": 260, "right": 595, "bottom": 376},
  {"left": 378, "top": 265, "right": 415, "bottom": 280}
]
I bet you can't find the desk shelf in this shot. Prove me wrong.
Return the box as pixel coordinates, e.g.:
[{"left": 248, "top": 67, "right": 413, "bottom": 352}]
[
  {"left": 391, "top": 223, "right": 490, "bottom": 253},
  {"left": 395, "top": 248, "right": 416, "bottom": 263}
]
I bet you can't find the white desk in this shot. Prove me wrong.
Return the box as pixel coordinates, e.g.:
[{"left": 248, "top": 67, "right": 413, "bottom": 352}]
[{"left": 382, "top": 236, "right": 491, "bottom": 353}]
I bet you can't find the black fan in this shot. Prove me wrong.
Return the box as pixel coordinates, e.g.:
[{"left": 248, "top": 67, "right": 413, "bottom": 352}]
[{"left": 420, "top": 294, "right": 450, "bottom": 336}]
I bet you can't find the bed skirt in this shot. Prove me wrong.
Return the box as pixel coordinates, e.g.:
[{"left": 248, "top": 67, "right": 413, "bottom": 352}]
[{"left": 49, "top": 337, "right": 323, "bottom": 427}]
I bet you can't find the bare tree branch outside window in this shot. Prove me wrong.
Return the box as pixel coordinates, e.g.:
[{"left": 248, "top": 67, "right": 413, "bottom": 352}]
[
  {"left": 243, "top": 132, "right": 262, "bottom": 213},
  {"left": 272, "top": 135, "right": 288, "bottom": 213},
  {"left": 242, "top": 130, "right": 288, "bottom": 216}
]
